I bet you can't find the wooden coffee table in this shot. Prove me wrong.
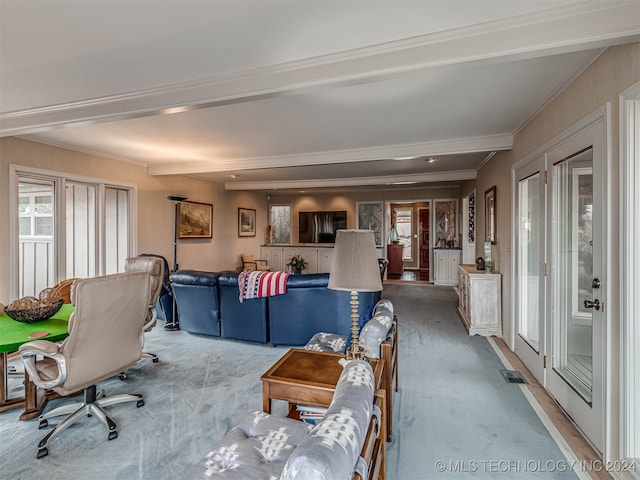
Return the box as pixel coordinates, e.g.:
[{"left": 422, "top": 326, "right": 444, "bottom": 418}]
[{"left": 260, "top": 348, "right": 383, "bottom": 415}]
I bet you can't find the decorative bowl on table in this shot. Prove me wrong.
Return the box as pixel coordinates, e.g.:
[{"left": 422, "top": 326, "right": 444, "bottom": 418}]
[{"left": 3, "top": 289, "right": 64, "bottom": 324}]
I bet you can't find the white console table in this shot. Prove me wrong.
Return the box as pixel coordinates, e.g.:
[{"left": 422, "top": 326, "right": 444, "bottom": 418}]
[{"left": 457, "top": 264, "right": 502, "bottom": 337}]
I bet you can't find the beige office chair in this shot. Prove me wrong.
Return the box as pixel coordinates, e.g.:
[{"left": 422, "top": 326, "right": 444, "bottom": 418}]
[
  {"left": 124, "top": 256, "right": 164, "bottom": 364},
  {"left": 19, "top": 272, "right": 151, "bottom": 459},
  {"left": 241, "top": 253, "right": 271, "bottom": 271}
]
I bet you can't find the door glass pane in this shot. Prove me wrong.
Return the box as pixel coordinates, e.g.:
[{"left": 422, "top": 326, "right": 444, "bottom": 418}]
[
  {"left": 552, "top": 147, "right": 593, "bottom": 401},
  {"left": 435, "top": 200, "right": 457, "bottom": 247},
  {"left": 104, "top": 187, "right": 129, "bottom": 274},
  {"left": 357, "top": 202, "right": 383, "bottom": 246},
  {"left": 518, "top": 172, "right": 541, "bottom": 350},
  {"left": 66, "top": 182, "right": 97, "bottom": 278},
  {"left": 395, "top": 208, "right": 412, "bottom": 260},
  {"left": 18, "top": 178, "right": 55, "bottom": 297},
  {"left": 269, "top": 205, "right": 291, "bottom": 244}
]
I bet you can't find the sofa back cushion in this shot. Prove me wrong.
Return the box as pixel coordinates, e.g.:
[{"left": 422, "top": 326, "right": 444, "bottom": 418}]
[
  {"left": 359, "top": 299, "right": 394, "bottom": 359},
  {"left": 218, "top": 272, "right": 269, "bottom": 343},
  {"left": 170, "top": 270, "right": 221, "bottom": 336},
  {"left": 269, "top": 274, "right": 379, "bottom": 346},
  {"left": 280, "top": 359, "right": 374, "bottom": 480}
]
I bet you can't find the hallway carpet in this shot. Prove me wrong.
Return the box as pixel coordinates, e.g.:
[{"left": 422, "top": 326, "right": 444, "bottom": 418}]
[{"left": 0, "top": 284, "right": 577, "bottom": 479}]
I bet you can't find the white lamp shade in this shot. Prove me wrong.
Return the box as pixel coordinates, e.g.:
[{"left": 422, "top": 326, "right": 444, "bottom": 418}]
[{"left": 328, "top": 229, "right": 383, "bottom": 292}]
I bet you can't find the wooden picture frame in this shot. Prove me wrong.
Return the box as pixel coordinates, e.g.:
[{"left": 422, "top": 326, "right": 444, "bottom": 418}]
[
  {"left": 485, "top": 186, "right": 496, "bottom": 244},
  {"left": 238, "top": 208, "right": 256, "bottom": 237},
  {"left": 178, "top": 201, "right": 212, "bottom": 239}
]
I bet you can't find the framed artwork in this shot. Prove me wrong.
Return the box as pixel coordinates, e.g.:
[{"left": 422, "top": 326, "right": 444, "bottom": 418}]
[
  {"left": 485, "top": 186, "right": 496, "bottom": 244},
  {"left": 179, "top": 201, "right": 212, "bottom": 239},
  {"left": 238, "top": 208, "right": 256, "bottom": 237}
]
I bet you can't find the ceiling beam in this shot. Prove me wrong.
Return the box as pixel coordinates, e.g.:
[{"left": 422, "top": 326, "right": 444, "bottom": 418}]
[
  {"left": 224, "top": 169, "right": 478, "bottom": 191},
  {"left": 1, "top": 1, "right": 638, "bottom": 137},
  {"left": 146, "top": 134, "right": 512, "bottom": 175}
]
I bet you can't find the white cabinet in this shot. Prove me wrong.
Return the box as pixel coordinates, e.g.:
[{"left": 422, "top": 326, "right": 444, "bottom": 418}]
[
  {"left": 434, "top": 249, "right": 461, "bottom": 285},
  {"left": 299, "top": 248, "right": 318, "bottom": 273},
  {"left": 261, "top": 246, "right": 284, "bottom": 271},
  {"left": 260, "top": 246, "right": 334, "bottom": 274},
  {"left": 316, "top": 248, "right": 334, "bottom": 273},
  {"left": 457, "top": 264, "right": 502, "bottom": 337}
]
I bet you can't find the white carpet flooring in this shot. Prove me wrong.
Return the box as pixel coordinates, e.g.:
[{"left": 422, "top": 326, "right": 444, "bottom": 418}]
[{"left": 0, "top": 284, "right": 578, "bottom": 479}]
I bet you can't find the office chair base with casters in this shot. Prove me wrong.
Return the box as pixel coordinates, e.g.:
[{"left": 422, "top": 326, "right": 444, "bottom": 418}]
[
  {"left": 143, "top": 351, "right": 159, "bottom": 362},
  {"left": 36, "top": 384, "right": 144, "bottom": 459}
]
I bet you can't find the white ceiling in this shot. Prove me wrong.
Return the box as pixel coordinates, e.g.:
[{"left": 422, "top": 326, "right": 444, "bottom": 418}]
[{"left": 1, "top": 1, "right": 639, "bottom": 192}]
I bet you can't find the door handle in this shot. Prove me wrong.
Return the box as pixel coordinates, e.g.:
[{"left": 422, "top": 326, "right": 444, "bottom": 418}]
[{"left": 584, "top": 299, "right": 601, "bottom": 310}]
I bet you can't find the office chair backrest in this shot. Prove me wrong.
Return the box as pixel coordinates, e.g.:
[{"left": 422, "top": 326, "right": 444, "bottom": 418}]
[
  {"left": 124, "top": 257, "right": 164, "bottom": 307},
  {"left": 59, "top": 272, "right": 150, "bottom": 395}
]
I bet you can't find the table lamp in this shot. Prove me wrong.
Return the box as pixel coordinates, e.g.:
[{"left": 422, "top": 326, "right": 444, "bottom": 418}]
[{"left": 328, "top": 229, "right": 383, "bottom": 360}]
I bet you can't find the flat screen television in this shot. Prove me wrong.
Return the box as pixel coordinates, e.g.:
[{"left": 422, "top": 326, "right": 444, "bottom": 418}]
[{"left": 298, "top": 211, "right": 347, "bottom": 243}]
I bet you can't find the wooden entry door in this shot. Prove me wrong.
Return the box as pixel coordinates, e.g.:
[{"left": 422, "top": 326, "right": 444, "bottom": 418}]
[{"left": 419, "top": 208, "right": 430, "bottom": 271}]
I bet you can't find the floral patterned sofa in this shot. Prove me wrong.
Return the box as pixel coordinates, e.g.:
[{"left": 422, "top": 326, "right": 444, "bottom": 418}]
[
  {"left": 184, "top": 359, "right": 386, "bottom": 480},
  {"left": 304, "top": 299, "right": 398, "bottom": 441}
]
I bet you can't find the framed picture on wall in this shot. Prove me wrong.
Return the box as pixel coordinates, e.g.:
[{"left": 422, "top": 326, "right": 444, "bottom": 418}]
[
  {"left": 238, "top": 208, "right": 256, "bottom": 237},
  {"left": 485, "top": 186, "right": 496, "bottom": 244},
  {"left": 178, "top": 201, "right": 213, "bottom": 239}
]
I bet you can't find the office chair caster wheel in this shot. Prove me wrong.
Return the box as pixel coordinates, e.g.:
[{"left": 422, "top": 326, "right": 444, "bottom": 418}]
[
  {"left": 37, "top": 447, "right": 48, "bottom": 459},
  {"left": 152, "top": 357, "right": 159, "bottom": 363},
  {"left": 137, "top": 399, "right": 145, "bottom": 408},
  {"left": 108, "top": 431, "right": 118, "bottom": 441},
  {"left": 119, "top": 372, "right": 128, "bottom": 380},
  {"left": 38, "top": 419, "right": 48, "bottom": 429}
]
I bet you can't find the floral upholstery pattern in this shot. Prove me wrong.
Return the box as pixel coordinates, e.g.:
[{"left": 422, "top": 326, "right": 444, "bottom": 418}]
[
  {"left": 185, "top": 360, "right": 375, "bottom": 480},
  {"left": 303, "top": 332, "right": 346, "bottom": 353},
  {"left": 280, "top": 360, "right": 375, "bottom": 480},
  {"left": 185, "top": 412, "right": 311, "bottom": 479},
  {"left": 304, "top": 300, "right": 394, "bottom": 359}
]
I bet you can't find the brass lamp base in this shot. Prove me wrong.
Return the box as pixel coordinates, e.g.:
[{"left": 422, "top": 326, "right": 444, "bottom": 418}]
[{"left": 345, "top": 290, "right": 365, "bottom": 360}]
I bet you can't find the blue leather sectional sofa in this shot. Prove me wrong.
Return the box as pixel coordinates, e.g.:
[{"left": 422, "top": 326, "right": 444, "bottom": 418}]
[{"left": 169, "top": 271, "right": 381, "bottom": 346}]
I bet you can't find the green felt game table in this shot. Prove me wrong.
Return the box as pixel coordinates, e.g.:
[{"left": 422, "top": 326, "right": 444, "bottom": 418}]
[{"left": 0, "top": 304, "right": 73, "bottom": 420}]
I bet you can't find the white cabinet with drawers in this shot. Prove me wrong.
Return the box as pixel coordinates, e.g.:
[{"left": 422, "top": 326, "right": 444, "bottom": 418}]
[{"left": 457, "top": 264, "right": 502, "bottom": 337}]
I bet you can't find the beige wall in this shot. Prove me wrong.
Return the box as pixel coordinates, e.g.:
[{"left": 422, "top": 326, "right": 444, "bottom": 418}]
[
  {"left": 476, "top": 42, "right": 639, "bottom": 464},
  {"left": 0, "top": 137, "right": 268, "bottom": 302}
]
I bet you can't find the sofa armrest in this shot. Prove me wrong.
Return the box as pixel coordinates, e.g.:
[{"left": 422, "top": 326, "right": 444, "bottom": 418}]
[
  {"left": 354, "top": 390, "right": 386, "bottom": 480},
  {"left": 379, "top": 315, "right": 398, "bottom": 442}
]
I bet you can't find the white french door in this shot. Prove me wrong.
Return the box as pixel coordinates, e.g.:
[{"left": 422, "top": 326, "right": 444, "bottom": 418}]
[
  {"left": 546, "top": 119, "right": 606, "bottom": 454},
  {"left": 513, "top": 113, "right": 607, "bottom": 455},
  {"left": 514, "top": 156, "right": 546, "bottom": 383}
]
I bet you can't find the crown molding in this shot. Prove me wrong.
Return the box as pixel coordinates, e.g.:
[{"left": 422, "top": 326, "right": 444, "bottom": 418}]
[
  {"left": 2, "top": 2, "right": 638, "bottom": 137},
  {"left": 146, "top": 134, "right": 512, "bottom": 175},
  {"left": 225, "top": 169, "right": 477, "bottom": 191}
]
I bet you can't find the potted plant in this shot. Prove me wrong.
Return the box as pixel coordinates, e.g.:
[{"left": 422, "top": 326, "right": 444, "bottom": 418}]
[{"left": 287, "top": 254, "right": 308, "bottom": 274}]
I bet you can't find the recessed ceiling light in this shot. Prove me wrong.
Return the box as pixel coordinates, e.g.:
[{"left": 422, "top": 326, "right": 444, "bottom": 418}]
[
  {"left": 228, "top": 174, "right": 238, "bottom": 178},
  {"left": 426, "top": 157, "right": 438, "bottom": 163}
]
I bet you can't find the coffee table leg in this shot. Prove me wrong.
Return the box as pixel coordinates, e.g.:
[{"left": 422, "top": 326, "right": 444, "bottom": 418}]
[{"left": 263, "top": 392, "right": 271, "bottom": 414}]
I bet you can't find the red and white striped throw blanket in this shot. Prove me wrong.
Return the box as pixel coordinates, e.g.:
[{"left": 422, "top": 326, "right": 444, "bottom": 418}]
[{"left": 238, "top": 270, "right": 290, "bottom": 303}]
